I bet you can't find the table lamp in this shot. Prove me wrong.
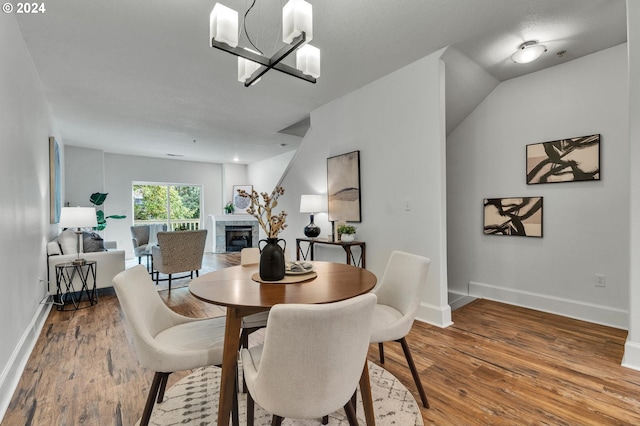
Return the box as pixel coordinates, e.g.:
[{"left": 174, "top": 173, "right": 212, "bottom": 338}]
[
  {"left": 300, "top": 194, "right": 324, "bottom": 238},
  {"left": 59, "top": 206, "right": 98, "bottom": 265}
]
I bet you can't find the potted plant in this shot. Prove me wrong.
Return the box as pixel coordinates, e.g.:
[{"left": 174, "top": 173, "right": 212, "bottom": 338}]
[
  {"left": 337, "top": 224, "right": 357, "bottom": 242},
  {"left": 90, "top": 192, "right": 126, "bottom": 231},
  {"left": 224, "top": 201, "right": 234, "bottom": 215}
]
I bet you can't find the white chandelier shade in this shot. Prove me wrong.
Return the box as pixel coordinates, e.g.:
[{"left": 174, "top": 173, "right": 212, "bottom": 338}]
[
  {"left": 296, "top": 44, "right": 320, "bottom": 78},
  {"left": 210, "top": 3, "right": 238, "bottom": 48},
  {"left": 283, "top": 0, "right": 313, "bottom": 44},
  {"left": 238, "top": 49, "right": 262, "bottom": 85}
]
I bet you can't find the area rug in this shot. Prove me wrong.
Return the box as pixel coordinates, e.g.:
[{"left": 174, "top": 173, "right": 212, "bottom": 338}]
[{"left": 139, "top": 362, "right": 423, "bottom": 425}]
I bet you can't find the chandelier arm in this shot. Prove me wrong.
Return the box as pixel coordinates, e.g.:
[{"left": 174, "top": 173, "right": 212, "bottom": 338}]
[
  {"left": 244, "top": 33, "right": 306, "bottom": 86},
  {"left": 210, "top": 33, "right": 316, "bottom": 86}
]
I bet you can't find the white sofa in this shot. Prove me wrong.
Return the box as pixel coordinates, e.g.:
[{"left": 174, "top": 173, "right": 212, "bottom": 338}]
[{"left": 47, "top": 230, "right": 125, "bottom": 292}]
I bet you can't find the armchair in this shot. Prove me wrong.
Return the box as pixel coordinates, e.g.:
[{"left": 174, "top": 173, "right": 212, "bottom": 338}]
[
  {"left": 152, "top": 230, "right": 207, "bottom": 290},
  {"left": 131, "top": 224, "right": 167, "bottom": 265}
]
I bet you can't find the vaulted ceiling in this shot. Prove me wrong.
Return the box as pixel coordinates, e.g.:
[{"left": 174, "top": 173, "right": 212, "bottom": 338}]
[{"left": 14, "top": 0, "right": 627, "bottom": 164}]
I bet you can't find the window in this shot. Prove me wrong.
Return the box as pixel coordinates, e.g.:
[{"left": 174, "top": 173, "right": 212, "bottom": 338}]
[{"left": 133, "top": 183, "right": 202, "bottom": 230}]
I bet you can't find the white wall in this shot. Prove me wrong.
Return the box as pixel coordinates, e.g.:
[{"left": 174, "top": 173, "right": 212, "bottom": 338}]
[
  {"left": 447, "top": 44, "right": 630, "bottom": 328},
  {"left": 222, "top": 163, "right": 248, "bottom": 211},
  {"left": 0, "top": 15, "right": 59, "bottom": 421},
  {"left": 623, "top": 0, "right": 640, "bottom": 370},
  {"left": 248, "top": 150, "right": 296, "bottom": 193},
  {"left": 64, "top": 146, "right": 105, "bottom": 207},
  {"left": 65, "top": 149, "right": 223, "bottom": 258},
  {"left": 272, "top": 49, "right": 452, "bottom": 326}
]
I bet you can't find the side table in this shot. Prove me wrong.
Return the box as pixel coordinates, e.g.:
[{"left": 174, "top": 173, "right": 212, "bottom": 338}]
[
  {"left": 296, "top": 238, "right": 366, "bottom": 268},
  {"left": 54, "top": 260, "right": 98, "bottom": 311}
]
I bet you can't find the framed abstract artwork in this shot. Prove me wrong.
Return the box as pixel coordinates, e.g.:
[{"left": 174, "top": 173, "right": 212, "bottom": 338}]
[
  {"left": 526, "top": 134, "right": 600, "bottom": 184},
  {"left": 49, "top": 137, "right": 61, "bottom": 224},
  {"left": 232, "top": 185, "right": 253, "bottom": 213},
  {"left": 327, "top": 150, "right": 361, "bottom": 222},
  {"left": 483, "top": 197, "right": 543, "bottom": 237}
]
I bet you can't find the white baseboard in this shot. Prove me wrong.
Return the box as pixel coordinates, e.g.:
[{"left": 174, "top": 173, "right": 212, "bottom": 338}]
[
  {"left": 448, "top": 290, "right": 477, "bottom": 311},
  {"left": 469, "top": 281, "right": 628, "bottom": 330},
  {"left": 416, "top": 301, "right": 453, "bottom": 328},
  {"left": 0, "top": 301, "right": 51, "bottom": 423},
  {"left": 622, "top": 340, "right": 640, "bottom": 371}
]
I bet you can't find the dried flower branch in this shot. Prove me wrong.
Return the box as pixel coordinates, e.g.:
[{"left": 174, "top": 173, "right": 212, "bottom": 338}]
[{"left": 237, "top": 186, "right": 288, "bottom": 238}]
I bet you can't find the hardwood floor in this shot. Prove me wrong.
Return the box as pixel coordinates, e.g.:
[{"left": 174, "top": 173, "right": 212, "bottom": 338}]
[{"left": 4, "top": 255, "right": 640, "bottom": 425}]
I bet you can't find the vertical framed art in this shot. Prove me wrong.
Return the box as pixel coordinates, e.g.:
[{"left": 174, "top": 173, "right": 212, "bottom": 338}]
[
  {"left": 327, "top": 151, "right": 361, "bottom": 222},
  {"left": 526, "top": 134, "right": 600, "bottom": 184},
  {"left": 49, "top": 137, "right": 61, "bottom": 224},
  {"left": 232, "top": 185, "right": 253, "bottom": 213},
  {"left": 483, "top": 197, "right": 543, "bottom": 237}
]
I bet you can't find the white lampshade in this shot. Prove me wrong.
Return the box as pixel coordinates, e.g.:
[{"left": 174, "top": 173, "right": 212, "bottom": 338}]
[
  {"left": 238, "top": 49, "right": 262, "bottom": 84},
  {"left": 210, "top": 3, "right": 239, "bottom": 48},
  {"left": 296, "top": 44, "right": 320, "bottom": 78},
  {"left": 282, "top": 0, "right": 313, "bottom": 44},
  {"left": 300, "top": 194, "right": 325, "bottom": 213},
  {"left": 511, "top": 41, "right": 547, "bottom": 64},
  {"left": 59, "top": 207, "right": 98, "bottom": 229}
]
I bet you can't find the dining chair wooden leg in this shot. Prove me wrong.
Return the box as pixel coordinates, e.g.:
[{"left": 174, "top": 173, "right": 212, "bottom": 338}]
[
  {"left": 378, "top": 342, "right": 385, "bottom": 363},
  {"left": 240, "top": 329, "right": 250, "bottom": 393},
  {"left": 322, "top": 415, "right": 329, "bottom": 424},
  {"left": 156, "top": 372, "right": 170, "bottom": 403},
  {"left": 343, "top": 400, "right": 359, "bottom": 426},
  {"left": 232, "top": 369, "right": 239, "bottom": 426},
  {"left": 246, "top": 387, "right": 254, "bottom": 426},
  {"left": 350, "top": 389, "right": 357, "bottom": 416},
  {"left": 271, "top": 415, "right": 284, "bottom": 426},
  {"left": 398, "top": 337, "right": 429, "bottom": 408},
  {"left": 141, "top": 372, "right": 168, "bottom": 426},
  {"left": 168, "top": 274, "right": 172, "bottom": 291}
]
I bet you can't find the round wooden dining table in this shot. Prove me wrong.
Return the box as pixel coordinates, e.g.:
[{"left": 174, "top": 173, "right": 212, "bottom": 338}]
[{"left": 189, "top": 261, "right": 378, "bottom": 426}]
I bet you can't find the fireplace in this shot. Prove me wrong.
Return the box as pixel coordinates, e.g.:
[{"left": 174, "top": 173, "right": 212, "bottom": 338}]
[
  {"left": 225, "top": 226, "right": 253, "bottom": 252},
  {"left": 212, "top": 215, "right": 259, "bottom": 253}
]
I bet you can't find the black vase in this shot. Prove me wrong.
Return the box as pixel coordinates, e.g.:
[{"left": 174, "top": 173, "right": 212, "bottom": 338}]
[{"left": 258, "top": 238, "right": 286, "bottom": 281}]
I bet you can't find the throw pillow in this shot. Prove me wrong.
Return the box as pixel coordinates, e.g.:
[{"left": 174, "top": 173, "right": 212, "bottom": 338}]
[
  {"left": 58, "top": 229, "right": 78, "bottom": 254},
  {"left": 83, "top": 232, "right": 106, "bottom": 252}
]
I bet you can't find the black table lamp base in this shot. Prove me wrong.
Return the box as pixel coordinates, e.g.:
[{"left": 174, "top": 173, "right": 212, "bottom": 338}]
[{"left": 304, "top": 214, "right": 321, "bottom": 238}]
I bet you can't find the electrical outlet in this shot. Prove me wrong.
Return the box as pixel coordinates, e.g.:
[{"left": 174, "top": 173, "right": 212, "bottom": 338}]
[{"left": 595, "top": 274, "right": 606, "bottom": 287}]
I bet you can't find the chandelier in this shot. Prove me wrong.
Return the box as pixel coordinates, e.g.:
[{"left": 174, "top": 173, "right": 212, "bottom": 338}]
[{"left": 209, "top": 0, "right": 320, "bottom": 87}]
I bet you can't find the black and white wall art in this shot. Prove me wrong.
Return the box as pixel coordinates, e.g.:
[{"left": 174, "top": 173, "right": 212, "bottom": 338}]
[
  {"left": 483, "top": 197, "right": 543, "bottom": 237},
  {"left": 526, "top": 134, "right": 600, "bottom": 184}
]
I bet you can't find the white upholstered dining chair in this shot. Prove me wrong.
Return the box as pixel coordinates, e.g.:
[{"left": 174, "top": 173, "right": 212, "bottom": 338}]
[
  {"left": 369, "top": 250, "right": 431, "bottom": 408},
  {"left": 239, "top": 248, "right": 269, "bottom": 351},
  {"left": 241, "top": 293, "right": 377, "bottom": 425},
  {"left": 112, "top": 265, "right": 236, "bottom": 426}
]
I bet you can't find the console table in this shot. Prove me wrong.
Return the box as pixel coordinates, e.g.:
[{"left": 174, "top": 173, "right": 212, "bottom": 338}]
[
  {"left": 296, "top": 238, "right": 366, "bottom": 268},
  {"left": 54, "top": 261, "right": 98, "bottom": 310}
]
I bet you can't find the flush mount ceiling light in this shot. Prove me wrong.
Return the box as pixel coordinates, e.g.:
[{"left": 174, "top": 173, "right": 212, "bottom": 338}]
[
  {"left": 210, "top": 0, "right": 320, "bottom": 87},
  {"left": 511, "top": 41, "right": 547, "bottom": 64}
]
